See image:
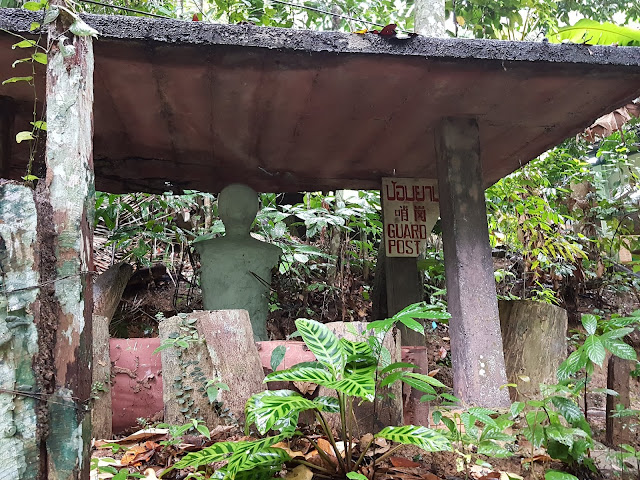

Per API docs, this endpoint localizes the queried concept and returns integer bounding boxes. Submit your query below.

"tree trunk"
[92,262,133,439]
[414,0,446,37]
[0,182,41,479]
[319,322,403,436]
[41,10,95,478]
[499,300,567,401]
[159,310,264,426]
[606,356,632,446]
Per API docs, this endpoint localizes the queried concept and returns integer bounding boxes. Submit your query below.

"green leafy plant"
[158,418,212,444]
[432,406,516,478]
[90,457,145,480]
[164,303,452,479]
[558,312,638,421]
[548,19,640,45]
[516,382,594,472]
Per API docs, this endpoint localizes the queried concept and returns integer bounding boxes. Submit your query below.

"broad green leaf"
[399,316,425,334]
[602,339,637,360]
[16,131,34,143]
[380,362,417,375]
[550,396,583,424]
[547,19,640,46]
[347,473,368,480]
[11,58,31,68]
[2,76,33,85]
[22,1,43,11]
[376,425,450,452]
[399,375,435,395]
[510,401,525,418]
[70,19,99,37]
[545,471,578,480]
[600,327,634,340]
[29,22,40,31]
[32,52,47,65]
[295,318,345,376]
[269,344,286,372]
[477,440,512,458]
[584,335,606,366]
[545,425,575,447]
[340,338,373,357]
[264,366,333,386]
[314,396,340,413]
[254,394,317,434]
[246,390,298,434]
[432,410,442,425]
[12,39,37,49]
[30,121,47,131]
[329,373,375,402]
[467,407,498,428]
[558,349,585,380]
[581,314,598,336]
[43,6,59,24]
[403,372,446,389]
[222,447,291,480]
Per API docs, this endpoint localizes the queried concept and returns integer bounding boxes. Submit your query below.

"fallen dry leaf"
[120,445,149,466]
[584,103,640,142]
[272,441,305,459]
[521,454,552,465]
[422,473,440,480]
[284,464,314,480]
[390,457,421,468]
[478,472,501,480]
[94,428,169,447]
[293,381,317,396]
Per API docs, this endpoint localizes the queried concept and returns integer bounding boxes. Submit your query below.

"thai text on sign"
[382,178,439,257]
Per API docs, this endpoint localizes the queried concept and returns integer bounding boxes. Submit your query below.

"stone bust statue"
[194,183,282,340]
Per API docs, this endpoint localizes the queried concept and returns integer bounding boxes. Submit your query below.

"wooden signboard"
[382,178,439,257]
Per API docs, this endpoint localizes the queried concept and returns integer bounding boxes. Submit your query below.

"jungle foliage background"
[4,0,640,340]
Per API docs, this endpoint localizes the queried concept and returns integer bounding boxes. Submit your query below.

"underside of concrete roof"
[1,8,640,194]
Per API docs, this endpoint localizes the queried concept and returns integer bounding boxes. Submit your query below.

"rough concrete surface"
[1,9,639,194]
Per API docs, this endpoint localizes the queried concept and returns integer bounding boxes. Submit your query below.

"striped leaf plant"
[163,302,452,479]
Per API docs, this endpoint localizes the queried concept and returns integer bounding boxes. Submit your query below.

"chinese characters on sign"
[382,178,440,257]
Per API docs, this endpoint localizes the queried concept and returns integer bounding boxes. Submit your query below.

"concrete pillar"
[435,117,510,407]
[42,8,96,478]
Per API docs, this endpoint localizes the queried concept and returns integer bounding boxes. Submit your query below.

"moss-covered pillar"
[40,7,95,479]
[435,117,510,407]
[0,182,41,479]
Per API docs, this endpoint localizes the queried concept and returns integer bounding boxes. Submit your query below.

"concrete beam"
[435,117,510,407]
[40,6,95,478]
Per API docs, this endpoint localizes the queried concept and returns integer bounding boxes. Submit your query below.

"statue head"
[218,183,259,235]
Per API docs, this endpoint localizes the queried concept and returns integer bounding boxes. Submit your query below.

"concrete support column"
[435,117,510,407]
[41,9,95,479]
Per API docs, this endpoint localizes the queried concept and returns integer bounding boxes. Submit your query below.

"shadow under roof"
[1,8,640,193]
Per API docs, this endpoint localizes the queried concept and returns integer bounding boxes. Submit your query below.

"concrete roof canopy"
[1,8,640,193]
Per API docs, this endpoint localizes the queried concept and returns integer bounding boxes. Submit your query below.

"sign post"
[382,178,440,257]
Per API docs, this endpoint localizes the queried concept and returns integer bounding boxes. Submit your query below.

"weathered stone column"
[0,182,40,480]
[40,9,95,479]
[435,117,510,407]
